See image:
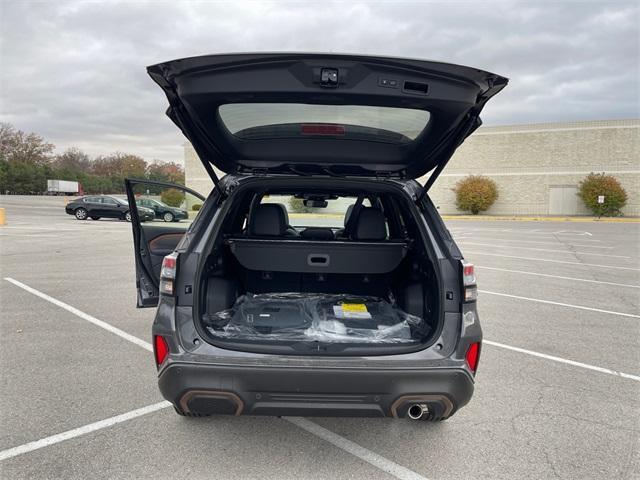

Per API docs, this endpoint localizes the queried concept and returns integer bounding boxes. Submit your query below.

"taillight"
[461,260,477,302]
[160,252,178,296]
[154,335,169,366]
[466,342,481,372]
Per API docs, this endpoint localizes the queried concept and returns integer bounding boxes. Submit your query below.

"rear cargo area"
[196,187,443,351]
[199,237,441,349]
[203,292,429,344]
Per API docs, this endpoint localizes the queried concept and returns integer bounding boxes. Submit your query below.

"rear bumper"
[158,362,474,419]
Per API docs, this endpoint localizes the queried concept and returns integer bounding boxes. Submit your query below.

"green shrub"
[452,175,498,215]
[161,188,184,207]
[191,203,202,211]
[578,173,627,216]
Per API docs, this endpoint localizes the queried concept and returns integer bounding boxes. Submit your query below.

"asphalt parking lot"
[1,195,638,480]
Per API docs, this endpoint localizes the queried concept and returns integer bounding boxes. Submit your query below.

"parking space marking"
[456,237,614,249]
[479,289,640,318]
[465,251,640,271]
[284,417,429,480]
[0,401,172,461]
[476,266,640,289]
[484,340,640,382]
[4,277,153,352]
[0,233,60,238]
[447,227,597,237]
[459,241,629,259]
[0,225,112,231]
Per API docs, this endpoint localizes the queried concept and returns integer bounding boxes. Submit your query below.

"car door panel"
[146,229,187,279]
[125,179,205,308]
[101,198,120,218]
[84,197,101,215]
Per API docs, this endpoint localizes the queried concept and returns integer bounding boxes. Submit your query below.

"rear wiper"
[322,167,345,178]
[287,165,313,176]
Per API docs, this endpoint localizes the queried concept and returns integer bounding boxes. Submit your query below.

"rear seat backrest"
[352,207,387,241]
[301,227,335,240]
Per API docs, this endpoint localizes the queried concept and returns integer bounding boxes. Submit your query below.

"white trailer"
[47,179,80,195]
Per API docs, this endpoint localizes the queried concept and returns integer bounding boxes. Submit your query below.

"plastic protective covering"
[203,293,429,343]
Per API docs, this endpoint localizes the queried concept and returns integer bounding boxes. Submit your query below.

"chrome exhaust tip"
[407,403,429,420]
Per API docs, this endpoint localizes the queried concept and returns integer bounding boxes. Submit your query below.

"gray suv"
[125,53,507,421]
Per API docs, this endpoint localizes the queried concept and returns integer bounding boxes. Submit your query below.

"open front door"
[125,178,205,307]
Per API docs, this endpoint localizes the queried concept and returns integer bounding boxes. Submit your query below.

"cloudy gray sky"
[1,0,638,164]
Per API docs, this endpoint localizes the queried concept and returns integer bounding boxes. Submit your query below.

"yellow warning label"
[342,303,368,313]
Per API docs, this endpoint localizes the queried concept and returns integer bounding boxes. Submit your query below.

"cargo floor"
[202,292,429,344]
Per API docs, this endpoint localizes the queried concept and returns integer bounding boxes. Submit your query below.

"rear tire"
[163,212,174,222]
[90,216,100,220]
[125,211,132,222]
[173,406,187,416]
[75,208,88,220]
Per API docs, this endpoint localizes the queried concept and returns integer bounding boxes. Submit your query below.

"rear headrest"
[301,227,335,241]
[343,204,355,227]
[249,204,287,236]
[353,208,387,241]
[273,203,290,226]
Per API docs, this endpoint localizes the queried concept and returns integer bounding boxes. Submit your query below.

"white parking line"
[484,341,640,382]
[0,233,60,238]
[0,402,172,462]
[3,277,153,352]
[447,227,597,238]
[459,241,629,258]
[479,289,640,318]
[476,266,640,289]
[461,234,602,242]
[455,236,614,249]
[0,226,99,231]
[285,418,429,480]
[465,251,640,271]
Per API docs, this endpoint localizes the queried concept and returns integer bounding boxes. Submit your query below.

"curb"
[441,215,640,223]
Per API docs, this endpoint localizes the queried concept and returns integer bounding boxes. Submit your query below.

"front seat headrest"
[249,204,287,236]
[352,207,387,241]
[273,203,291,226]
[343,204,355,227]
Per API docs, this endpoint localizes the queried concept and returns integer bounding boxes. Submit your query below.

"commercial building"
[185,119,639,216]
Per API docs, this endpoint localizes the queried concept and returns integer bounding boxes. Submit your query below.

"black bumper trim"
[159,362,474,419]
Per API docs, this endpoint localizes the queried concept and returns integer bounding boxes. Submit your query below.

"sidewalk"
[441,214,640,223]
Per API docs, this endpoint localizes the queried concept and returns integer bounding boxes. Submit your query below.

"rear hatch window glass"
[219,104,430,143]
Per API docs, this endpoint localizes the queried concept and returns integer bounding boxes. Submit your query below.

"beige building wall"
[425,119,639,216]
[183,143,218,196]
[185,119,639,216]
